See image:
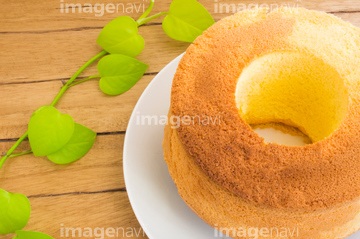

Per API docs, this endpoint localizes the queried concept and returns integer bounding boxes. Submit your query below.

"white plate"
[123,54,359,239]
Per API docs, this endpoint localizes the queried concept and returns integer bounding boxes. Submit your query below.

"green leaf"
[0,189,31,235]
[13,230,54,239]
[97,16,145,57]
[162,0,215,42]
[47,123,96,165]
[28,106,75,157]
[98,54,148,96]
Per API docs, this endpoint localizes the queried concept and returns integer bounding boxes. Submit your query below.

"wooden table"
[1,0,359,238]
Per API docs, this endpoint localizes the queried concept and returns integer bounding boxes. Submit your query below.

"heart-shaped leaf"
[47,123,96,165]
[162,0,215,42]
[97,16,145,57]
[28,106,75,157]
[13,231,54,239]
[0,189,31,235]
[98,54,148,96]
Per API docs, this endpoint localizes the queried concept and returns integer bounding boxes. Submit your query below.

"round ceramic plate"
[123,54,359,239]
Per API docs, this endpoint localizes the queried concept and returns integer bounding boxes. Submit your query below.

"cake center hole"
[235,51,348,146]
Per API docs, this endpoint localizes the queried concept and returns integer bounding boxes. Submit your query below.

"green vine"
[0,0,215,237]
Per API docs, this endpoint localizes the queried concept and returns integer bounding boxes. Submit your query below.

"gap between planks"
[28,187,127,199]
[1,9,360,34]
[0,72,159,86]
[0,22,162,35]
[0,131,126,143]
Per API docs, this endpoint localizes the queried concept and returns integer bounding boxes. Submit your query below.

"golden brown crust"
[170,8,360,210]
[163,120,360,239]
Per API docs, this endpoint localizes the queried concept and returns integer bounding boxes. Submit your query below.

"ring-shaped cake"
[163,7,360,239]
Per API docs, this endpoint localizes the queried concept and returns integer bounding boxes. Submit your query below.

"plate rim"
[123,53,184,238]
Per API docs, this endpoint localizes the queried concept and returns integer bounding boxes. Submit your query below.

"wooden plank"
[0,73,155,139]
[0,0,359,32]
[2,192,147,239]
[0,0,157,32]
[0,25,189,84]
[0,134,126,196]
[336,12,360,27]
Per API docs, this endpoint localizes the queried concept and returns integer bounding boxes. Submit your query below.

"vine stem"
[68,75,101,87]
[51,51,107,106]
[137,12,168,26]
[137,0,155,21]
[9,151,33,158]
[0,50,107,171]
[0,133,28,170]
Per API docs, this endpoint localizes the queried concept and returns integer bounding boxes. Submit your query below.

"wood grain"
[1,0,360,238]
[0,25,189,84]
[3,192,146,239]
[0,134,126,196]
